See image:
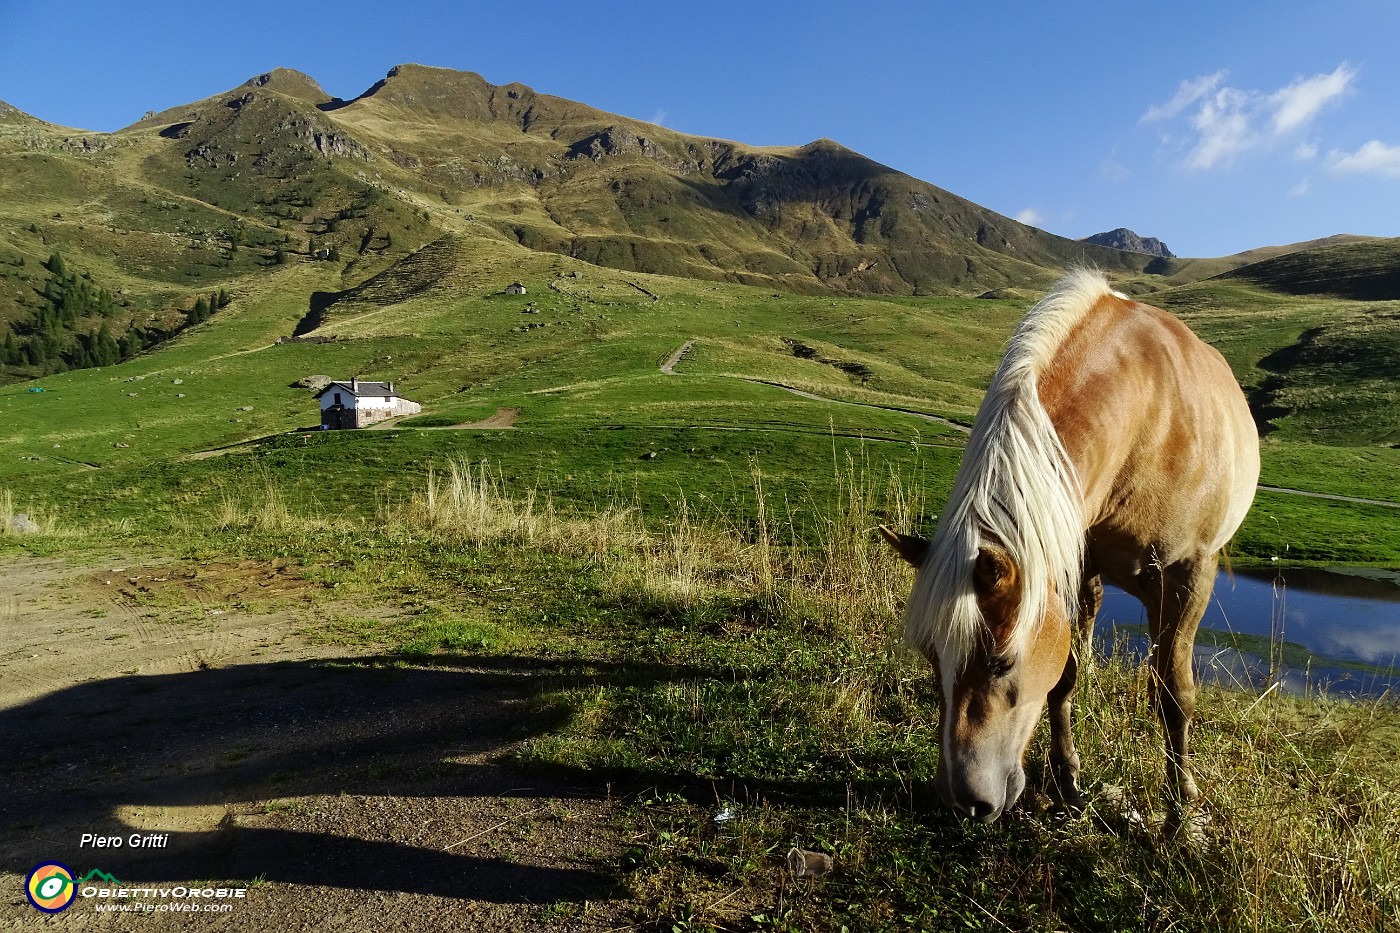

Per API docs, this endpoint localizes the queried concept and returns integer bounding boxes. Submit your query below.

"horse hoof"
[1049,787,1087,815]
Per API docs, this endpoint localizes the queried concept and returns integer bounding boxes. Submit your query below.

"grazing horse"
[881,269,1259,835]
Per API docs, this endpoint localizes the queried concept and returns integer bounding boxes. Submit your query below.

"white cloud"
[1270,64,1355,134]
[1015,208,1046,226]
[1294,141,1319,161]
[1144,63,1357,171]
[1287,178,1311,197]
[1141,71,1227,123]
[1187,86,1256,169]
[1328,140,1400,178]
[647,109,669,126]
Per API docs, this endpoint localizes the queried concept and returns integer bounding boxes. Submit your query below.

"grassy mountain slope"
[0,61,1150,387]
[2,64,1153,315]
[0,75,439,382]
[5,62,1392,391]
[1218,236,1400,300]
[1122,234,1379,288]
[315,64,1153,293]
[3,220,1397,566]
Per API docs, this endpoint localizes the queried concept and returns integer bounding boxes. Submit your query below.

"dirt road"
[0,555,630,930]
[659,341,693,375]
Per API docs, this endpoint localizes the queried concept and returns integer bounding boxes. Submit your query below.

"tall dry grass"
[0,488,57,535]
[204,471,352,535]
[388,454,923,642]
[393,459,647,558]
[388,455,1397,930]
[1066,642,1400,929]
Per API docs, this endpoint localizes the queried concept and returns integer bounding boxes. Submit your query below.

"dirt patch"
[453,407,520,429]
[0,558,353,708]
[0,554,631,930]
[109,559,327,605]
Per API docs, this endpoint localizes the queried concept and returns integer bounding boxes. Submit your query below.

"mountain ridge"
[0,63,1392,385]
[108,63,1153,294]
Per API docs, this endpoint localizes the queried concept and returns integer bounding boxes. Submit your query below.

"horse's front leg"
[1046,649,1084,811]
[1046,574,1101,812]
[1145,555,1217,838]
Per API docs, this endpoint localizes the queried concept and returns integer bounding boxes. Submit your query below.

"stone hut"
[315,378,422,429]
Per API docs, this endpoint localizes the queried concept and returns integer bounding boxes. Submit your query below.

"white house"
[315,378,422,429]
[504,282,527,295]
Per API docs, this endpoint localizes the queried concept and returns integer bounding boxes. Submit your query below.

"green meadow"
[4,240,1399,931]
[4,239,1397,558]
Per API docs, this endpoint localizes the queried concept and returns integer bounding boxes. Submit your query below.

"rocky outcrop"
[293,124,373,161]
[569,126,668,161]
[178,90,374,166]
[1080,228,1175,258]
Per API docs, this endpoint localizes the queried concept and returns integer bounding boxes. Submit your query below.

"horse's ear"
[879,525,929,568]
[974,545,1018,597]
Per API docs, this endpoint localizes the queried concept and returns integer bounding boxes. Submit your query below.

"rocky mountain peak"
[1080,227,1175,258]
[243,68,329,102]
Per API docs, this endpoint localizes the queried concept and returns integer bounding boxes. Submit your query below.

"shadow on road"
[0,654,688,902]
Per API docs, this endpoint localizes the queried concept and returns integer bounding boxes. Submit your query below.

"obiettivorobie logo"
[24,861,247,914]
[25,863,118,913]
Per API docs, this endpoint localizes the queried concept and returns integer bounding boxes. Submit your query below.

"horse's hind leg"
[1144,553,1218,837]
[1047,574,1102,811]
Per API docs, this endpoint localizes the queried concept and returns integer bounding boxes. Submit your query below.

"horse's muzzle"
[938,763,1025,823]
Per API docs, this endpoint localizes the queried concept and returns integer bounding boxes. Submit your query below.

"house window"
[334,392,342,405]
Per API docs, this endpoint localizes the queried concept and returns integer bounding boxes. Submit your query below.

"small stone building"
[316,378,422,429]
[504,282,527,295]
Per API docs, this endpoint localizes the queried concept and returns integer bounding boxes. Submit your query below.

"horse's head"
[882,528,1073,823]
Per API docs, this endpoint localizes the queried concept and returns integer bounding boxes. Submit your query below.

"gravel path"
[0,555,629,931]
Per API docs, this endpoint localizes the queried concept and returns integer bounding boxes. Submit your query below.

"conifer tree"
[94,323,120,366]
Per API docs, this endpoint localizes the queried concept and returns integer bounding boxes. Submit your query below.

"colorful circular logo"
[25,862,77,913]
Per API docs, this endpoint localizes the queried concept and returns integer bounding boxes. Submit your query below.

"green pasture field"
[3,246,1398,932]
[2,246,1397,555]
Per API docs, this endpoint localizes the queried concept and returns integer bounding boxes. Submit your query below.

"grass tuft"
[0,487,59,536]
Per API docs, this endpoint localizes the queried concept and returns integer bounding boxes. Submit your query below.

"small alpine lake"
[1097,566,1400,698]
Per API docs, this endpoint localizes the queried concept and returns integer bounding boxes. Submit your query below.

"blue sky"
[2,0,1397,257]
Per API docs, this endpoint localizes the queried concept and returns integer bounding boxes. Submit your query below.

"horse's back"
[1037,287,1259,568]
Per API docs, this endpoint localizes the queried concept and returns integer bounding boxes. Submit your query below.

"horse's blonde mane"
[904,270,1112,670]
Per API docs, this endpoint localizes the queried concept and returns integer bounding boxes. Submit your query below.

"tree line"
[1,253,230,376]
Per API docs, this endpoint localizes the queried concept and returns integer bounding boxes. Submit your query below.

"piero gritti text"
[80,832,170,849]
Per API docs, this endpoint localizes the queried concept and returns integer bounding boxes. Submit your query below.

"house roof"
[314,380,401,399]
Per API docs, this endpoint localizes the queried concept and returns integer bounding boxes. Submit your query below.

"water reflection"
[1094,566,1400,698]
